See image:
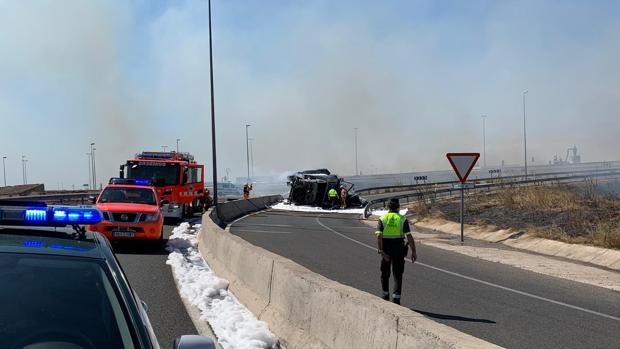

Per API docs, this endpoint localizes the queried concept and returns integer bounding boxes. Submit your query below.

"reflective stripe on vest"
[380,212,405,238]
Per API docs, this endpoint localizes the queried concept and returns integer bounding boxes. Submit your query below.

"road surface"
[230,210,620,349]
[113,217,201,347]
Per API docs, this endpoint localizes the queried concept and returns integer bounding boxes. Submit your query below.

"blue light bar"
[25,209,47,222]
[109,178,152,186]
[52,207,102,224]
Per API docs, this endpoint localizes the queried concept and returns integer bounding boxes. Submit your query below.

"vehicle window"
[0,253,137,349]
[98,188,156,205]
[189,167,202,183]
[126,162,179,186]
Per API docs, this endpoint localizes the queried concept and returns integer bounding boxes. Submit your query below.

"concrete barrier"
[210,195,282,227]
[198,205,503,349]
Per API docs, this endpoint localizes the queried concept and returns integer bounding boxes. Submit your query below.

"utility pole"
[86,153,92,190]
[92,147,97,190]
[90,143,95,189]
[208,0,219,206]
[21,155,27,185]
[522,90,529,178]
[245,124,251,182]
[176,138,181,152]
[481,115,487,168]
[249,138,255,177]
[354,127,359,176]
[2,156,6,187]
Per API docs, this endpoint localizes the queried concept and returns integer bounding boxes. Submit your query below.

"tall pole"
[522,90,529,178]
[245,124,251,182]
[92,147,97,190]
[2,156,6,187]
[176,138,180,152]
[90,143,95,189]
[249,138,254,177]
[481,115,487,168]
[354,127,359,176]
[21,155,26,185]
[208,0,219,207]
[86,153,92,190]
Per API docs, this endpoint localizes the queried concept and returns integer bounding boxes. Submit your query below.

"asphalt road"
[113,217,201,348]
[230,210,620,349]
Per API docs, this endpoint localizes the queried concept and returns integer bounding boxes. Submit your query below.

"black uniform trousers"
[380,237,407,296]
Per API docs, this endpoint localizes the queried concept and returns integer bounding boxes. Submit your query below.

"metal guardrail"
[362,169,620,218]
[0,191,101,205]
[355,167,620,196]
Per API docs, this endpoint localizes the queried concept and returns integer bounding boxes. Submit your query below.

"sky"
[1,0,619,188]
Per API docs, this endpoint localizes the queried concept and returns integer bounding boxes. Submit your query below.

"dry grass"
[417,181,620,249]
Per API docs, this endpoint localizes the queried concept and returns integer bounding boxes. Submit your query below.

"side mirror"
[174,335,216,349]
[89,196,97,204]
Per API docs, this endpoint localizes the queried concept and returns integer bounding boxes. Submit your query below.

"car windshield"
[98,187,156,205]
[0,253,137,349]
[126,162,179,186]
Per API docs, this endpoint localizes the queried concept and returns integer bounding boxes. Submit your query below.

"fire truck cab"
[119,151,211,219]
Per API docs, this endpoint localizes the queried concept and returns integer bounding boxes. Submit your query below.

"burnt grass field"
[413,179,620,249]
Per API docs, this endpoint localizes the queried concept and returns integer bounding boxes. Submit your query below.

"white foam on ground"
[368,208,409,217]
[271,202,365,214]
[166,222,278,349]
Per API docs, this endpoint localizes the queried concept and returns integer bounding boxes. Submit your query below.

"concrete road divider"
[209,195,282,228]
[199,200,503,349]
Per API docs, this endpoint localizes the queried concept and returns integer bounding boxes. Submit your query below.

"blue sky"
[1,0,619,188]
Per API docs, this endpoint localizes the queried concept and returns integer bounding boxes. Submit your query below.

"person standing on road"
[340,185,348,209]
[327,187,339,209]
[376,198,417,305]
[243,183,252,200]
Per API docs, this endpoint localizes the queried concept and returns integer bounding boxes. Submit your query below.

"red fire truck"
[119,151,212,219]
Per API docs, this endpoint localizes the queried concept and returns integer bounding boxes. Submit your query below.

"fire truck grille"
[111,213,138,222]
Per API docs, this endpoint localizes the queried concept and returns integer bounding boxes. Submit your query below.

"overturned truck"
[287,169,366,208]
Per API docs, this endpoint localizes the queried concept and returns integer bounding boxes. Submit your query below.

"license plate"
[112,231,135,238]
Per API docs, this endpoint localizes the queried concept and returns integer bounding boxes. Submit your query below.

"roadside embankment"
[198,198,503,349]
[415,217,620,272]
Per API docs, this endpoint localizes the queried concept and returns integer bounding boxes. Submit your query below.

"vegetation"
[414,180,620,249]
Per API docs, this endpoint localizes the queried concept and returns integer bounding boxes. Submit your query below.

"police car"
[0,200,215,349]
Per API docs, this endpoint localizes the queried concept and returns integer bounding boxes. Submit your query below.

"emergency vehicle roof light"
[0,201,103,227]
[109,178,152,186]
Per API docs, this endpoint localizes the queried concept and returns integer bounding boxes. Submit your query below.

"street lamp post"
[245,124,251,182]
[176,138,180,153]
[481,115,487,168]
[90,143,95,189]
[249,138,254,177]
[522,90,529,178]
[208,0,219,206]
[21,155,27,185]
[354,128,359,176]
[2,156,6,187]
[86,153,92,190]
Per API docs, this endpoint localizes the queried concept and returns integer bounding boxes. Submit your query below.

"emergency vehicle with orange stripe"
[119,151,212,219]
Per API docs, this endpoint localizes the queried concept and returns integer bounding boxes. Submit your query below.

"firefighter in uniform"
[376,198,417,304]
[327,187,339,209]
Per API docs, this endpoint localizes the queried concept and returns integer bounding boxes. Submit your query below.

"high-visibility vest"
[380,212,405,238]
[328,188,338,198]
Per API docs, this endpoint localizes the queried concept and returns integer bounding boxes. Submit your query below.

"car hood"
[97,203,159,214]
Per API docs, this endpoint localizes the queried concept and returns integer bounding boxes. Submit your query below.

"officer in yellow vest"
[376,198,417,304]
[327,187,339,209]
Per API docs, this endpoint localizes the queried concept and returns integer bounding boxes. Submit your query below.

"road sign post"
[446,153,480,244]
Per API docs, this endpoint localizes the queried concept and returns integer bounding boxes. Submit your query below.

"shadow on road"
[111,240,169,256]
[412,309,496,324]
